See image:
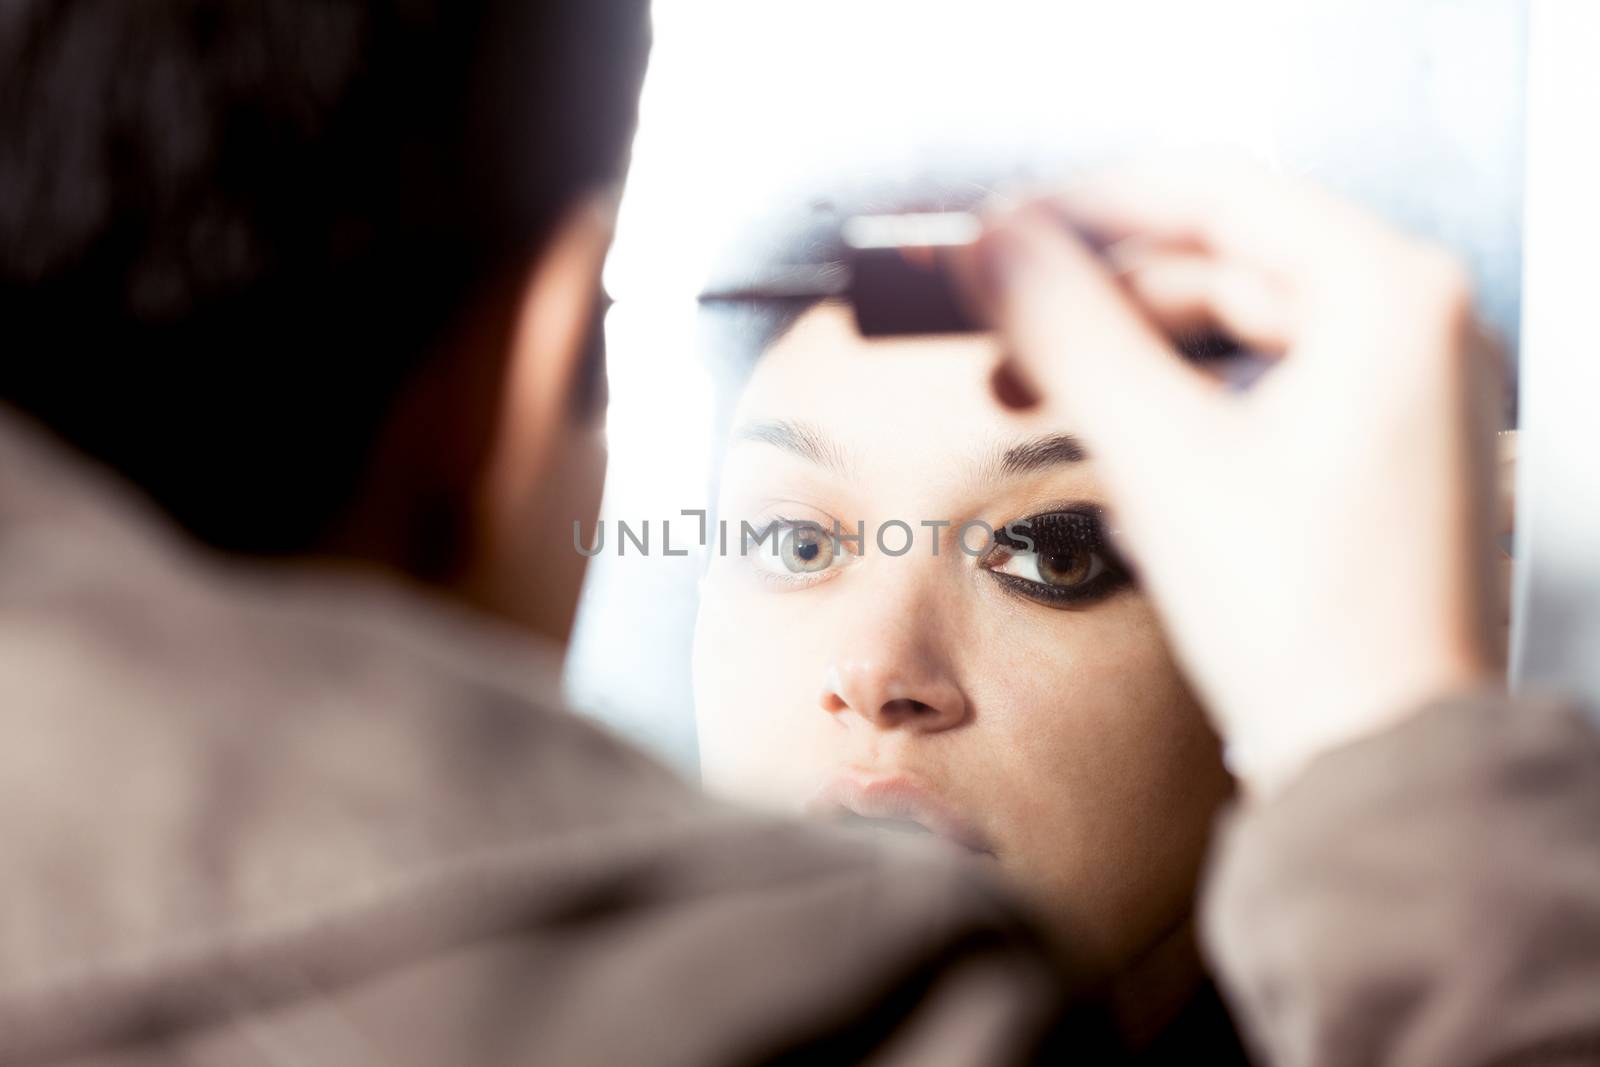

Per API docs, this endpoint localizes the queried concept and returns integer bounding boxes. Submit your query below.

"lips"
[805,774,995,857]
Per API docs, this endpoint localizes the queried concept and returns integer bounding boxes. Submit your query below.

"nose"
[819,655,969,734]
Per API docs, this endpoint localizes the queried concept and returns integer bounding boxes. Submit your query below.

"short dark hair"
[0,0,650,554]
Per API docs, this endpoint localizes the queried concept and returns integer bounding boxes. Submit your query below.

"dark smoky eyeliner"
[988,503,1108,556]
[988,568,1130,607]
[984,504,1133,608]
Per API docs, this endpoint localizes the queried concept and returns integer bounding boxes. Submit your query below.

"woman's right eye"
[983,508,1132,608]
[747,520,853,585]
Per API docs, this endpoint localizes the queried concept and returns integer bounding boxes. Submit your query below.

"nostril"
[820,662,968,732]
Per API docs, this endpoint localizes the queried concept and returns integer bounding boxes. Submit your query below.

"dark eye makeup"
[984,506,1133,608]
[738,503,1133,607]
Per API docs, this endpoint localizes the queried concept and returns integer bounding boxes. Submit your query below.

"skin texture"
[692,303,1234,1011]
[333,197,616,646]
[459,197,616,644]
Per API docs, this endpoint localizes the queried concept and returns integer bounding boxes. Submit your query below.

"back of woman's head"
[0,0,650,555]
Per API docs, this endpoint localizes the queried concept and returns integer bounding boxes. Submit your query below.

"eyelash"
[740,508,1131,606]
[982,506,1133,609]
[744,514,855,589]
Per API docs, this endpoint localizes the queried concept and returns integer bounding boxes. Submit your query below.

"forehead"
[736,303,1023,452]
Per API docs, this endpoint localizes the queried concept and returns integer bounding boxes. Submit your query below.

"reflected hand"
[980,157,1506,796]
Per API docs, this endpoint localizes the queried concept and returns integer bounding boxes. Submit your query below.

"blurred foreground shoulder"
[0,411,1070,1066]
[1203,688,1600,1067]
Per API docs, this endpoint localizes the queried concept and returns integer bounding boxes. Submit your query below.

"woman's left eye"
[984,510,1130,607]
[747,519,855,586]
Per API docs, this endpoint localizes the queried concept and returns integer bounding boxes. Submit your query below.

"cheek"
[984,603,1209,788]
[972,603,1228,958]
[981,603,1182,723]
[691,567,837,810]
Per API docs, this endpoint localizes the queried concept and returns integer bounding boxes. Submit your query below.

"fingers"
[1049,154,1485,394]
[1056,152,1403,296]
[1106,247,1295,354]
[979,203,1217,458]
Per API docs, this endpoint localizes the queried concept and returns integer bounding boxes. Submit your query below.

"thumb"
[981,203,1218,467]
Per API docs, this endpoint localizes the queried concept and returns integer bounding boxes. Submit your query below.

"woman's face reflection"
[693,302,1231,969]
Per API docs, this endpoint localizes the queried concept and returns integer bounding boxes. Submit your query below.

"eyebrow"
[988,432,1089,478]
[732,418,856,480]
[730,421,1088,484]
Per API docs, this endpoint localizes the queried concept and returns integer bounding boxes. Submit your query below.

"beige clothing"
[2,406,1597,1065]
[1204,689,1600,1066]
[0,409,1069,1066]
